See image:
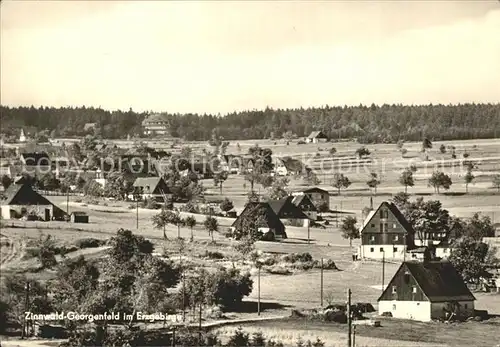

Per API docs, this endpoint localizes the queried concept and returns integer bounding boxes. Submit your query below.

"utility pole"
[257,265,261,316]
[352,325,356,347]
[320,258,324,307]
[66,189,69,221]
[136,197,139,230]
[347,288,352,347]
[382,250,385,294]
[307,221,310,244]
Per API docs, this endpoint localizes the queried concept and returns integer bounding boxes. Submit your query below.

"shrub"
[282,252,313,263]
[75,238,105,249]
[260,231,275,242]
[265,266,292,275]
[204,250,225,260]
[297,140,306,145]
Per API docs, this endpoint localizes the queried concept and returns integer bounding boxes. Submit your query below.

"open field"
[1,138,500,346]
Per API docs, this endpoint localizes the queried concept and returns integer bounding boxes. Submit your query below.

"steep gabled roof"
[362,201,415,234]
[307,131,328,139]
[133,176,164,190]
[2,183,54,206]
[378,261,475,303]
[232,202,285,234]
[291,194,318,212]
[268,196,309,219]
[278,157,306,172]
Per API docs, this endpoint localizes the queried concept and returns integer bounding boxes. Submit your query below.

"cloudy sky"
[1,1,499,114]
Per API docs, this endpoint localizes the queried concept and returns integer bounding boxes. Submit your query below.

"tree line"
[1,103,499,143]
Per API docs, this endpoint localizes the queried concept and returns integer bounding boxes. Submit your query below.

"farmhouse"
[292,187,330,210]
[291,194,318,221]
[358,201,415,260]
[131,176,171,202]
[378,260,475,322]
[305,131,328,143]
[0,182,66,221]
[268,196,310,227]
[231,202,287,239]
[274,157,307,176]
[142,113,170,136]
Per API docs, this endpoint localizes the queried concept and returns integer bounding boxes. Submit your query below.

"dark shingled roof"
[302,187,329,194]
[268,196,309,219]
[20,152,50,164]
[291,194,318,212]
[2,183,54,206]
[307,131,328,139]
[133,176,163,189]
[232,202,286,236]
[389,261,475,302]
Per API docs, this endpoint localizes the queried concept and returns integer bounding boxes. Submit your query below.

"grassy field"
[1,138,499,346]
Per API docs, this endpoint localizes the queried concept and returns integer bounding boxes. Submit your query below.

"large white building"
[378,260,475,322]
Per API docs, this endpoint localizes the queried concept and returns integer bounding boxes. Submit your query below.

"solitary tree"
[422,137,432,152]
[355,147,371,159]
[428,171,452,194]
[204,215,219,242]
[449,237,498,284]
[1,175,12,190]
[332,173,351,195]
[366,172,381,195]
[184,215,197,241]
[268,177,289,200]
[399,168,415,193]
[464,168,475,193]
[329,147,337,156]
[213,171,229,195]
[152,209,184,239]
[492,174,500,192]
[341,216,359,247]
[439,144,446,154]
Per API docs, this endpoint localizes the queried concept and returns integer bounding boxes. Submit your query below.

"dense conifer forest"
[1,103,499,143]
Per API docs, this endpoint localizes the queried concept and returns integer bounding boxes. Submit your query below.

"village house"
[268,196,310,227]
[378,260,475,322]
[358,201,415,260]
[70,211,89,223]
[19,129,27,143]
[0,182,66,221]
[131,176,171,202]
[305,131,329,144]
[291,194,318,221]
[231,202,287,239]
[292,187,330,211]
[274,157,307,176]
[142,113,170,136]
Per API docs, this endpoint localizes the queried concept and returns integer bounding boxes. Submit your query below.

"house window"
[380,223,388,232]
[393,223,397,229]
[370,235,375,241]
[392,304,396,310]
[371,224,375,228]
[393,247,398,252]
[392,286,397,294]
[404,272,410,284]
[380,209,388,219]
[380,247,384,252]
[464,304,468,309]
[370,247,374,252]
[412,286,417,293]
[394,235,399,241]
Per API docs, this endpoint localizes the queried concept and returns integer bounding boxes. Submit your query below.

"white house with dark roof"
[357,201,415,260]
[378,260,475,322]
[305,131,328,143]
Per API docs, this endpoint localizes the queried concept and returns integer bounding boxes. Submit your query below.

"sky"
[1,0,500,114]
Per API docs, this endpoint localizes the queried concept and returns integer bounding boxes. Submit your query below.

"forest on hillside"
[1,103,499,143]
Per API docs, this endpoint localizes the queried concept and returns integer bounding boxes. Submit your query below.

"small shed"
[71,211,89,223]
